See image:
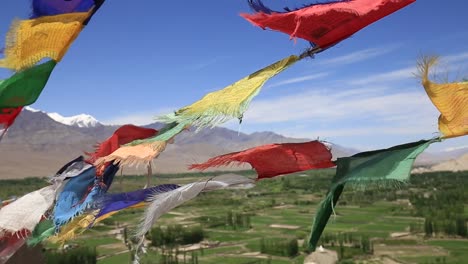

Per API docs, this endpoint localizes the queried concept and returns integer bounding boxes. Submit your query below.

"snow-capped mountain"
[24,106,101,128]
[47,112,100,128]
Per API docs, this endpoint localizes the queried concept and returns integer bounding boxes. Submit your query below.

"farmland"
[1,169,467,264]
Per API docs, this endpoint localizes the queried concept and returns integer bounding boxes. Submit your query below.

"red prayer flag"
[0,230,29,264]
[189,141,335,180]
[241,0,415,50]
[86,125,158,163]
[0,107,22,132]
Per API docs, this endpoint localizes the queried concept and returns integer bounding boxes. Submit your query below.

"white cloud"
[102,108,175,126]
[316,46,397,67]
[349,66,416,85]
[267,72,329,88]
[445,51,468,64]
[348,51,468,86]
[443,145,468,152]
[245,86,437,124]
[240,84,440,141]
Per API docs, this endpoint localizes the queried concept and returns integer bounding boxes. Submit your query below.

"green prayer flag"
[125,122,188,146]
[308,139,438,250]
[0,61,56,108]
[27,219,55,246]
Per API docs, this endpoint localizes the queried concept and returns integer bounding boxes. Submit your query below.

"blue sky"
[1,0,467,152]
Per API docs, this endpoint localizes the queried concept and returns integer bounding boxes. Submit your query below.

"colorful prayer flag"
[418,57,468,138]
[241,0,415,50]
[0,61,56,108]
[190,141,335,180]
[0,186,56,236]
[30,0,96,18]
[157,55,299,129]
[0,107,22,131]
[86,125,158,163]
[92,184,180,224]
[308,139,437,250]
[0,12,90,71]
[136,174,254,252]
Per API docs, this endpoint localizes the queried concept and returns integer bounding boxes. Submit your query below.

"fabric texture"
[0,12,89,71]
[30,0,95,18]
[53,166,96,228]
[308,139,437,250]
[418,57,468,138]
[86,125,158,163]
[157,56,299,129]
[125,122,188,146]
[241,0,415,49]
[0,232,27,264]
[190,141,335,179]
[54,156,84,176]
[92,184,180,224]
[53,164,119,229]
[0,185,55,235]
[49,213,96,244]
[94,122,189,168]
[0,107,22,130]
[94,141,168,168]
[136,174,254,252]
[0,61,56,108]
[27,220,54,246]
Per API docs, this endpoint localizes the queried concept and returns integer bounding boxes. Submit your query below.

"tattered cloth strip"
[0,230,28,264]
[27,220,54,246]
[31,0,95,18]
[241,0,415,50]
[125,122,188,146]
[136,174,254,248]
[94,122,190,168]
[49,213,96,244]
[92,184,180,224]
[190,141,335,180]
[53,157,92,182]
[0,186,55,236]
[418,57,468,138]
[54,156,85,176]
[53,164,119,229]
[0,107,22,130]
[94,141,168,168]
[86,125,158,164]
[0,199,16,209]
[157,55,299,129]
[47,184,181,245]
[51,157,93,206]
[0,61,56,108]
[53,166,96,228]
[308,139,438,250]
[0,12,90,71]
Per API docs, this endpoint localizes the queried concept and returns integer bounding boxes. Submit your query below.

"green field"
[1,170,467,264]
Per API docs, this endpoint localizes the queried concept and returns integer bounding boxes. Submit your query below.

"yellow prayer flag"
[418,57,468,138]
[157,55,300,128]
[48,213,96,245]
[0,12,90,71]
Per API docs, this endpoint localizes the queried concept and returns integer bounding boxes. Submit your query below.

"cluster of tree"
[259,238,298,257]
[0,178,48,198]
[196,211,251,230]
[45,246,97,264]
[424,217,467,237]
[409,173,467,237]
[141,248,202,264]
[318,233,373,255]
[225,211,251,230]
[150,225,204,247]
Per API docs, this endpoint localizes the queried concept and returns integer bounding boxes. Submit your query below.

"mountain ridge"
[0,108,466,179]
